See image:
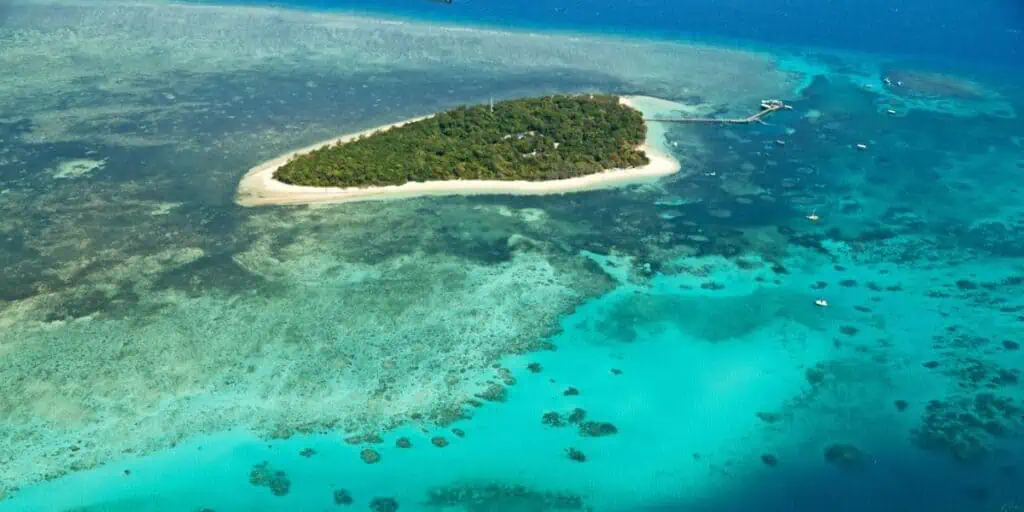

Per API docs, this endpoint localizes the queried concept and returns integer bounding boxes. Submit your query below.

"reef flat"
[0,0,797,499]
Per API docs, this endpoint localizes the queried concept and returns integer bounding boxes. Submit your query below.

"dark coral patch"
[369,497,400,512]
[344,433,383,445]
[334,489,354,505]
[805,367,826,386]
[542,411,564,427]
[823,443,865,470]
[911,394,1023,464]
[497,368,517,386]
[430,404,469,426]
[426,483,584,510]
[567,408,587,424]
[566,448,586,462]
[475,382,508,402]
[360,449,381,464]
[579,421,617,437]
[735,258,761,270]
[249,462,291,496]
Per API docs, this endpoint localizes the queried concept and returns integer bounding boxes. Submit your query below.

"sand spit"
[235,96,682,207]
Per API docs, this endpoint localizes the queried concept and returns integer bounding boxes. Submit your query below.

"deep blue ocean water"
[199,0,1023,70]
[1,1,1023,511]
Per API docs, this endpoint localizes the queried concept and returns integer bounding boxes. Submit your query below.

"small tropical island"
[237,94,684,206]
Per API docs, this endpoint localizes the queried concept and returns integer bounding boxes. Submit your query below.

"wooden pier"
[645,99,791,125]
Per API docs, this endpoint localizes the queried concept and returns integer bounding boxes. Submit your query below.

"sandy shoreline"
[235,96,681,207]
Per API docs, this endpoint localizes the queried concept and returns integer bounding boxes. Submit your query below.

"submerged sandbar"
[236,95,682,207]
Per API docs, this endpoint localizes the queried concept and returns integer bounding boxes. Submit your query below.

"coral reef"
[823,443,866,470]
[881,66,988,100]
[912,394,1024,464]
[369,497,400,512]
[248,462,291,497]
[345,434,384,445]
[565,448,587,462]
[360,449,381,465]
[541,412,564,427]
[567,409,587,425]
[1,1,1022,506]
[426,483,585,511]
[334,489,354,505]
[579,421,618,437]
[475,383,509,402]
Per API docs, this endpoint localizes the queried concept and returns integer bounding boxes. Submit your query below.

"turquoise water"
[1,1,1023,511]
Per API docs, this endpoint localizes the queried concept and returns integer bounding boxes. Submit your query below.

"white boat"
[814,298,829,307]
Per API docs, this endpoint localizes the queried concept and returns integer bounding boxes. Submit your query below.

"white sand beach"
[235,96,683,206]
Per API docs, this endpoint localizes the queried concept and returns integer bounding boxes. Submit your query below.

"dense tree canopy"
[274,95,649,187]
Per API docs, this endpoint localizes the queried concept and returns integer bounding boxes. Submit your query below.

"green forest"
[274,95,650,187]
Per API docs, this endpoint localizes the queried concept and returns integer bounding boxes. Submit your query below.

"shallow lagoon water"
[1,1,1024,511]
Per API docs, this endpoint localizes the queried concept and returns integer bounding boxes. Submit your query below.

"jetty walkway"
[645,99,791,124]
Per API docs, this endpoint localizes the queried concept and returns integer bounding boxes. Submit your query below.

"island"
[236,95,683,206]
